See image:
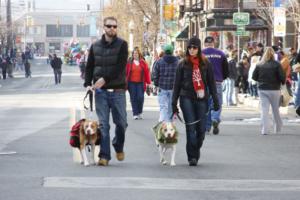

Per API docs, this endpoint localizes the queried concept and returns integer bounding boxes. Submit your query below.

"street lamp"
[128,20,135,52]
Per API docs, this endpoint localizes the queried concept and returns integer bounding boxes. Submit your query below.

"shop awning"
[175,26,189,41]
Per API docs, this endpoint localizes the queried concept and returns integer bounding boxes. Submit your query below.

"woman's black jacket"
[172,58,219,110]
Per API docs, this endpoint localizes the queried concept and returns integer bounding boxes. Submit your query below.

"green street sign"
[233,12,250,25]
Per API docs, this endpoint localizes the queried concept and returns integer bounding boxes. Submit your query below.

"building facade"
[14,11,100,56]
[176,0,271,51]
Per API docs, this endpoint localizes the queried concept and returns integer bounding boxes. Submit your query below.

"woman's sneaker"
[133,116,139,120]
[138,114,143,119]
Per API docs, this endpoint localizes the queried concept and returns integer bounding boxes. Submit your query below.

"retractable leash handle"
[83,89,94,120]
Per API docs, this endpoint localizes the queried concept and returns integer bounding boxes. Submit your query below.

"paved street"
[1,58,300,200]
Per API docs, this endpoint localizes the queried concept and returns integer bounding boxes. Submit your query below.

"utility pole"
[6,0,12,55]
[160,0,163,35]
[237,0,243,63]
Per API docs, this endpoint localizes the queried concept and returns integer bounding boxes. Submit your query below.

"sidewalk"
[238,94,298,117]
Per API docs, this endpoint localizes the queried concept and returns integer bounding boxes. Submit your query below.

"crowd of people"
[0,48,32,79]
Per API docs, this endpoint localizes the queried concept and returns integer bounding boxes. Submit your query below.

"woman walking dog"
[172,37,219,166]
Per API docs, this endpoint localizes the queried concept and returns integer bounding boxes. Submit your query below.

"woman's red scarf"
[189,56,205,98]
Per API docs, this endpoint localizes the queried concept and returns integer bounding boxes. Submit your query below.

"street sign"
[233,12,250,25]
[236,26,249,36]
[274,7,286,37]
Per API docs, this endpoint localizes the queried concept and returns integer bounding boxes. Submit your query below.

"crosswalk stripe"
[44,177,300,191]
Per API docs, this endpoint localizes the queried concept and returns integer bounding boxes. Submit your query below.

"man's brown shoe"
[98,159,109,166]
[116,152,125,161]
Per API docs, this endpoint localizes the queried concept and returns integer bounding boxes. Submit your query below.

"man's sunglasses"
[188,45,198,50]
[105,24,118,29]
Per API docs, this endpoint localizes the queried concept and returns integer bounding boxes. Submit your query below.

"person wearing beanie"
[202,36,229,135]
[172,37,219,166]
[152,44,178,122]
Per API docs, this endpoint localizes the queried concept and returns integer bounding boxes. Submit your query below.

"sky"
[33,0,107,11]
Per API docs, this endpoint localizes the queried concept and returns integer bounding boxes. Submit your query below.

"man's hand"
[94,78,106,89]
[172,104,179,115]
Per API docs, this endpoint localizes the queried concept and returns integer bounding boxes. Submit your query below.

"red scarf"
[189,56,205,98]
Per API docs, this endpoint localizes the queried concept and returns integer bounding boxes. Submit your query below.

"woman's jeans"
[158,89,173,122]
[128,82,144,116]
[95,89,128,161]
[249,82,258,97]
[224,78,235,105]
[180,96,207,162]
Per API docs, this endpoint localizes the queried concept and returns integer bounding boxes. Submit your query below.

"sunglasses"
[188,45,198,50]
[105,24,118,29]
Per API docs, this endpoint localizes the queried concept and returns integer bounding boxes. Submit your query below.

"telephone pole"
[6,0,12,55]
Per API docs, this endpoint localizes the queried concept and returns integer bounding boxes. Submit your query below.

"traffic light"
[164,4,174,21]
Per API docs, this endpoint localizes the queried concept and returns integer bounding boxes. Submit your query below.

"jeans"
[127,82,144,116]
[54,69,62,84]
[179,96,207,162]
[206,82,223,130]
[158,89,173,122]
[295,76,300,107]
[249,82,258,97]
[95,89,128,160]
[224,78,235,105]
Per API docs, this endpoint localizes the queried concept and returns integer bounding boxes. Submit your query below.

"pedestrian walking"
[152,44,178,122]
[15,53,24,71]
[248,54,260,98]
[252,47,286,135]
[293,50,300,115]
[78,51,87,79]
[0,55,7,79]
[126,47,151,120]
[84,16,128,166]
[172,37,219,166]
[224,50,238,105]
[202,36,229,135]
[24,59,31,78]
[50,54,62,84]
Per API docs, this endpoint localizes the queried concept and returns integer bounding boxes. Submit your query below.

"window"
[224,19,233,25]
[46,25,73,37]
[77,25,90,37]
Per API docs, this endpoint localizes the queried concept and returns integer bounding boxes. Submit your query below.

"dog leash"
[171,113,202,126]
[83,90,93,112]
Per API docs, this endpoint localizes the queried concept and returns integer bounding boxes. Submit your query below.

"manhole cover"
[0,151,17,155]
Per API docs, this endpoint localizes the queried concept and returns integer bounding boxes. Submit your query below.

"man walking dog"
[84,16,129,166]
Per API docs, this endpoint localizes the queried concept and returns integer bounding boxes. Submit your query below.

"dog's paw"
[162,160,168,165]
[84,163,90,167]
[170,162,176,166]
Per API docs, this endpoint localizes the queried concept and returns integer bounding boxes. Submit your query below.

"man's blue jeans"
[224,78,235,105]
[127,82,144,116]
[179,96,207,162]
[206,82,223,131]
[158,89,173,122]
[95,89,128,161]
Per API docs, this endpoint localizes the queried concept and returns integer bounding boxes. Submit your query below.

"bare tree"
[103,0,161,52]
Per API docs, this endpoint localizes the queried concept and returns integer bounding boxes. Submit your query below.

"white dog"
[79,120,100,166]
[153,122,178,166]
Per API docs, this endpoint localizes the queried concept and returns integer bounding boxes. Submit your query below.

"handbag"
[280,84,293,107]
[292,63,300,73]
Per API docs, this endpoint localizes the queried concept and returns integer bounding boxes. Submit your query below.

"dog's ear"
[79,121,85,135]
